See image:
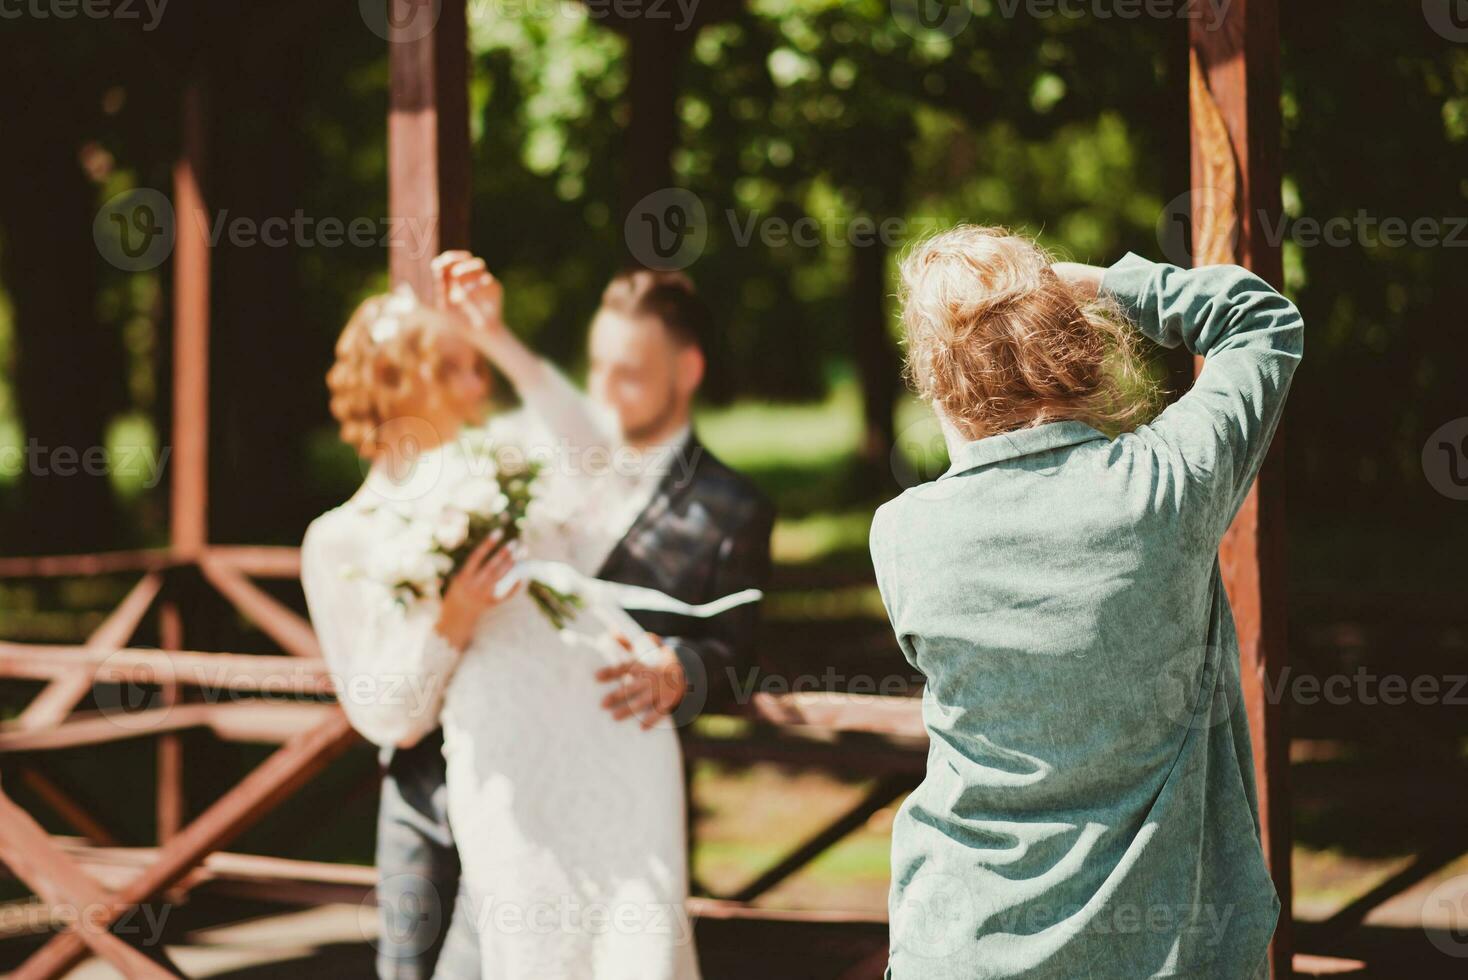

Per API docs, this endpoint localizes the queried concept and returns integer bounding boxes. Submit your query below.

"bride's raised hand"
[432,252,505,336]
[429,251,547,393]
[434,529,522,650]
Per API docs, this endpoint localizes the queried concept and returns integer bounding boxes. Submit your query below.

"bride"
[300,258,701,980]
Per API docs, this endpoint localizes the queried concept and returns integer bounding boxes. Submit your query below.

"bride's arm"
[301,518,519,748]
[433,252,615,451]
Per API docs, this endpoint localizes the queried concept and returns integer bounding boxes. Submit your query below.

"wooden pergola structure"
[0,2,1301,977]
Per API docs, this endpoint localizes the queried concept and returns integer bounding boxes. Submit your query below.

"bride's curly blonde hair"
[327,292,471,459]
[898,225,1159,438]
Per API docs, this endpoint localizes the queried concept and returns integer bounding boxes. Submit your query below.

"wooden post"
[171,81,209,559]
[387,0,470,298]
[157,599,184,844]
[1189,3,1292,976]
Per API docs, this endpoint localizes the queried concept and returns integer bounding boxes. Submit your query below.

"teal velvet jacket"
[871,255,1302,979]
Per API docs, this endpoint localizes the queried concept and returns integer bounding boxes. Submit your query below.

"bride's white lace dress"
[301,378,700,980]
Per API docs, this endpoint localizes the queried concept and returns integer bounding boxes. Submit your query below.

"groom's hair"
[600,268,710,351]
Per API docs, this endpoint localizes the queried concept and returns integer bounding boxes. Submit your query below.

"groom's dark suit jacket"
[595,432,775,721]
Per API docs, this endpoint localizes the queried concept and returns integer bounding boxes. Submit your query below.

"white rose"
[433,506,471,550]
[451,479,507,518]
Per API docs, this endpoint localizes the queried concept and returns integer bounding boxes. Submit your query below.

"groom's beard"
[619,387,685,448]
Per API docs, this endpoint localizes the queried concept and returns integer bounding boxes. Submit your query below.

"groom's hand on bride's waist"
[595,634,688,729]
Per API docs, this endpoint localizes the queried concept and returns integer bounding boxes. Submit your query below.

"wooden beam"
[12,712,358,980]
[0,550,176,578]
[0,788,182,977]
[387,0,469,298]
[685,897,887,925]
[199,554,320,658]
[743,691,925,739]
[17,572,164,730]
[0,643,332,692]
[14,768,119,847]
[1189,4,1292,976]
[0,702,339,753]
[4,844,380,909]
[204,545,302,579]
[171,80,210,558]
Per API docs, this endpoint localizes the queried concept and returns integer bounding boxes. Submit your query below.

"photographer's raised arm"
[432,251,613,451]
[1096,254,1303,534]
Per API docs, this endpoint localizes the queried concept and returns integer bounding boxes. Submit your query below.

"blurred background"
[1,0,1466,976]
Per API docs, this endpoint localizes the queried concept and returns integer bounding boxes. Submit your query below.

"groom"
[373,260,775,979]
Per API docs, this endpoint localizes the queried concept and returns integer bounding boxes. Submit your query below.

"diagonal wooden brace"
[18,572,164,730]
[10,710,358,980]
[0,784,180,977]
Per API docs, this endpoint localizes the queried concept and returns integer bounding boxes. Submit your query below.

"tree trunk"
[621,22,689,253]
[0,108,122,552]
[850,233,898,477]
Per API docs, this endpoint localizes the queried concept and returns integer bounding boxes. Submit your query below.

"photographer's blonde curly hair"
[327,293,472,459]
[898,225,1159,438]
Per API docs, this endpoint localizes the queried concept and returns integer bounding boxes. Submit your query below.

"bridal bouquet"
[369,438,583,629]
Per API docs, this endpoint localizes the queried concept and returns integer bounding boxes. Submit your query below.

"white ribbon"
[513,559,763,618]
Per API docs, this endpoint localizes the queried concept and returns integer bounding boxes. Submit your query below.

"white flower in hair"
[369,283,420,344]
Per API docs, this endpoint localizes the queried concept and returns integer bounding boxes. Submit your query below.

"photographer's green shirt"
[871,255,1302,979]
